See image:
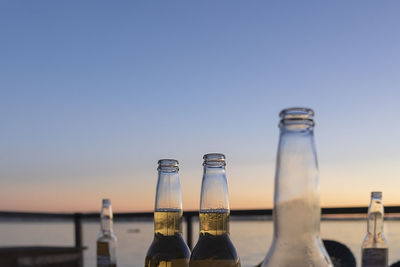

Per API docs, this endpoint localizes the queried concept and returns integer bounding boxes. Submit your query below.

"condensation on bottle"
[262,108,332,267]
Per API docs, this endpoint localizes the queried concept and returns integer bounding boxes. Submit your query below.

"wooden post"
[186,215,193,250]
[74,213,83,248]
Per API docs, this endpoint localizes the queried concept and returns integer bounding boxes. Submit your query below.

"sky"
[1,1,400,212]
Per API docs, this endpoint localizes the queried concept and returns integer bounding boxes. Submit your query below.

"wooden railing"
[1,206,400,250]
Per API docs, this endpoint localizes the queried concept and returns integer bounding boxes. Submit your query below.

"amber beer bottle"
[189,153,240,267]
[361,192,388,267]
[145,159,190,267]
[262,108,332,267]
[97,199,117,267]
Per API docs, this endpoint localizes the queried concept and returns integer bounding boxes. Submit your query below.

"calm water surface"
[1,219,399,267]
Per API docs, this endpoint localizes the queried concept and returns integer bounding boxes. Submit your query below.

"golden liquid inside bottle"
[154,211,182,236]
[145,210,190,267]
[97,240,117,267]
[97,235,117,266]
[190,210,240,267]
[199,211,229,235]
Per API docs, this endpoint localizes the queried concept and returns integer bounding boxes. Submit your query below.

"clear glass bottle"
[97,198,117,267]
[262,108,332,267]
[361,191,388,267]
[145,159,190,267]
[189,153,240,267]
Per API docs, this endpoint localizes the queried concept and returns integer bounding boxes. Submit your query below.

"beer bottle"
[97,198,117,267]
[145,159,190,267]
[189,153,240,267]
[262,108,332,267]
[361,191,388,267]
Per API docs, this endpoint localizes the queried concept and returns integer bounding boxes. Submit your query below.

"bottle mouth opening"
[158,159,179,171]
[102,199,111,206]
[371,191,382,199]
[203,153,226,166]
[279,107,315,127]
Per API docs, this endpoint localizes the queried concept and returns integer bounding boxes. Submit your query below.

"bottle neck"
[154,168,183,236]
[273,124,321,239]
[367,195,384,238]
[199,165,230,236]
[155,169,182,211]
[100,205,114,234]
[200,165,230,211]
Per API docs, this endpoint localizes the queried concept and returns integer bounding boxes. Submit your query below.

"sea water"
[1,219,400,267]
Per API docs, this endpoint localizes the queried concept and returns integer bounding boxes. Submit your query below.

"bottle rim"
[203,153,226,166]
[102,199,111,206]
[371,191,382,199]
[279,107,315,127]
[280,107,314,117]
[158,159,179,171]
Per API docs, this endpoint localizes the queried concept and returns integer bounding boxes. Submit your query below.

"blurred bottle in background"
[361,191,388,267]
[145,159,190,267]
[97,199,117,267]
[262,108,332,267]
[189,153,240,267]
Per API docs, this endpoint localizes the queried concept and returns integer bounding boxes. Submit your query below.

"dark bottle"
[145,159,190,267]
[189,153,240,267]
[361,192,388,267]
[97,199,117,267]
[262,108,332,267]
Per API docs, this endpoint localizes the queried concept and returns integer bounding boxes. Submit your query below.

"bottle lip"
[203,153,226,166]
[371,191,382,199]
[158,159,179,171]
[279,107,315,128]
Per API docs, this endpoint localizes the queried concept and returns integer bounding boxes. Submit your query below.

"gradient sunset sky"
[1,1,400,212]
